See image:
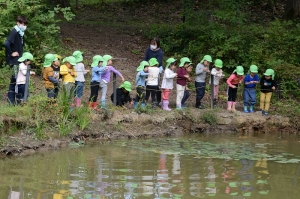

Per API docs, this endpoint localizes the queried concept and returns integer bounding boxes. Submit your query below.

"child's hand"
[130,101,134,105]
[272,86,275,90]
[264,83,268,86]
[86,69,90,72]
[30,72,36,76]
[53,74,58,78]
[239,80,243,84]
[231,85,236,88]
[184,75,189,78]
[121,76,125,82]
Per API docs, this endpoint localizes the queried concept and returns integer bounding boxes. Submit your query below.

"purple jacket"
[101,66,122,83]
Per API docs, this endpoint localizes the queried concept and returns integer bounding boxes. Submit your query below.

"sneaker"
[181,104,187,108]
[264,111,268,115]
[197,105,205,109]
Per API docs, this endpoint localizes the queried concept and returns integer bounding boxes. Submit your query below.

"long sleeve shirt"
[226,74,244,88]
[161,68,177,89]
[260,76,276,93]
[60,64,77,83]
[4,28,24,65]
[101,66,122,83]
[43,67,58,89]
[143,47,164,67]
[91,66,106,82]
[110,88,132,106]
[136,71,148,87]
[244,74,259,88]
[195,63,209,83]
[16,63,34,85]
[147,67,160,86]
[209,68,223,85]
[74,63,88,82]
[176,67,188,86]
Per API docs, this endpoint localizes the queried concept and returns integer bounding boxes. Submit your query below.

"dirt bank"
[0,108,295,157]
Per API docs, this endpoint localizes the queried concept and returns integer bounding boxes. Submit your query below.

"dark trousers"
[89,81,100,102]
[135,86,145,103]
[228,84,238,102]
[15,84,26,104]
[181,90,191,105]
[53,85,59,99]
[156,89,162,103]
[7,75,16,104]
[145,85,158,103]
[195,81,206,102]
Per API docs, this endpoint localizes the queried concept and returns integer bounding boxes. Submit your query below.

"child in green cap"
[111,81,133,107]
[260,69,276,115]
[210,59,225,106]
[16,52,35,104]
[243,65,260,113]
[42,54,59,99]
[145,58,160,108]
[226,66,244,111]
[134,61,149,108]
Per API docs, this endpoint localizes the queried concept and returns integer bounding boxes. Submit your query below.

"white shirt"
[16,63,34,85]
[161,68,177,89]
[74,63,87,82]
[147,67,160,86]
[209,68,223,85]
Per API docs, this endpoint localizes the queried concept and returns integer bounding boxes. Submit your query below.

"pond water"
[1,134,300,199]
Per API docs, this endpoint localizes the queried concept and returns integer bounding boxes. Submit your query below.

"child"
[111,81,133,107]
[226,66,244,111]
[176,57,192,110]
[260,69,276,115]
[134,61,149,108]
[60,56,77,103]
[73,50,90,107]
[16,52,35,104]
[181,64,193,108]
[161,58,177,111]
[210,59,225,106]
[42,54,59,99]
[145,58,160,108]
[88,55,107,110]
[195,55,212,109]
[4,15,28,104]
[100,54,125,109]
[243,65,259,113]
[51,54,62,99]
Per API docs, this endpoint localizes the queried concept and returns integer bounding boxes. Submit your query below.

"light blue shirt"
[91,66,106,82]
[136,71,148,87]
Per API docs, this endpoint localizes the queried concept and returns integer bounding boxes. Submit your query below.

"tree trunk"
[49,0,71,8]
[285,0,300,20]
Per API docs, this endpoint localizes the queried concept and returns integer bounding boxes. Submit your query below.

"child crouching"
[111,81,134,107]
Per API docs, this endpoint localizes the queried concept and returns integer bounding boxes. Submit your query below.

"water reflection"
[0,137,300,199]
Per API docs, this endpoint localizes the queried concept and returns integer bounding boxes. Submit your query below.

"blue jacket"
[136,71,148,87]
[143,47,164,67]
[244,74,259,88]
[91,66,106,82]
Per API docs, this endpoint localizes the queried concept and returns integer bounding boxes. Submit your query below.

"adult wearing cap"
[176,57,192,110]
[260,69,276,115]
[100,54,124,109]
[110,81,133,106]
[16,52,35,104]
[243,65,260,113]
[60,56,77,104]
[195,55,212,109]
[145,58,160,108]
[143,37,164,107]
[73,50,90,107]
[42,54,59,99]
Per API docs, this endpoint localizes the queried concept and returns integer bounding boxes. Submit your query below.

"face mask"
[150,45,157,50]
[18,24,27,32]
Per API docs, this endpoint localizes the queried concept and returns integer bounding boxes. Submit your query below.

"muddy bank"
[0,108,296,157]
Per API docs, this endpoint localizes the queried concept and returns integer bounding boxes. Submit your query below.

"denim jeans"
[181,90,191,105]
[16,84,26,103]
[195,81,206,102]
[243,88,256,106]
[75,81,84,98]
[7,75,16,104]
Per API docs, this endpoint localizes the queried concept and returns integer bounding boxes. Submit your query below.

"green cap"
[18,52,34,62]
[91,55,104,67]
[179,57,192,67]
[72,50,84,63]
[103,54,113,66]
[200,55,212,63]
[233,66,244,75]
[43,54,58,67]
[136,61,149,71]
[249,65,258,73]
[214,59,223,68]
[149,58,159,66]
[264,69,275,80]
[63,56,77,66]
[119,81,132,91]
[166,58,176,68]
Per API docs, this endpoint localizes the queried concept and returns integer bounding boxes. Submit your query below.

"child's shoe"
[263,111,268,115]
[249,105,254,113]
[244,106,249,113]
[227,101,232,111]
[134,102,138,109]
[162,100,171,111]
[141,103,146,107]
[76,98,81,107]
[176,104,182,110]
[231,102,236,112]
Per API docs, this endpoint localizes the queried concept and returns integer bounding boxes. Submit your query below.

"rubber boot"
[232,102,236,112]
[101,100,106,109]
[134,102,138,109]
[249,105,254,113]
[176,104,182,110]
[227,101,232,111]
[76,98,81,107]
[244,105,249,113]
[92,102,100,111]
[141,103,146,107]
[163,100,171,111]
[195,101,200,108]
[88,101,93,109]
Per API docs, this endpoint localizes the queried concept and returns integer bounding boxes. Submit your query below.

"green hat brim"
[215,64,222,68]
[264,73,272,76]
[250,70,258,73]
[237,72,244,75]
[18,57,26,62]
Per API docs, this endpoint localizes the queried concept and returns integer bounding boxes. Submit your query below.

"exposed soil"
[0,2,299,157]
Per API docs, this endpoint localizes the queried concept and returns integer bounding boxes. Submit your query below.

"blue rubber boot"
[134,102,138,109]
[101,100,106,109]
[244,106,249,113]
[141,103,146,107]
[249,105,254,113]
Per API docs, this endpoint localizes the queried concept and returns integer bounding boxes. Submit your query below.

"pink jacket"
[227,74,244,88]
